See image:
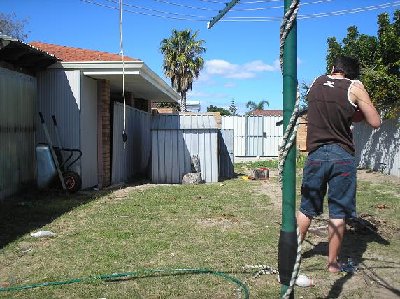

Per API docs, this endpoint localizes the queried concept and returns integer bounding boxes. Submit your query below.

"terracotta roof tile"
[250,109,283,117]
[29,41,138,62]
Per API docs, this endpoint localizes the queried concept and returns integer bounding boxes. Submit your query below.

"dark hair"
[332,56,360,80]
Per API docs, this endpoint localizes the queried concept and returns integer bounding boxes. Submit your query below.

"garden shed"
[0,35,58,200]
[151,114,219,184]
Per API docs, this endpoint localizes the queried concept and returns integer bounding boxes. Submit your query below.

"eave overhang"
[49,61,179,103]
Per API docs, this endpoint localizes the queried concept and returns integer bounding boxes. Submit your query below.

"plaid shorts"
[300,144,357,219]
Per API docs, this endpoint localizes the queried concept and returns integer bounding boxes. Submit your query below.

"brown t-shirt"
[306,75,357,154]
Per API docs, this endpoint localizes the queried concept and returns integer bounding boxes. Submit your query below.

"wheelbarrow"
[36,112,82,193]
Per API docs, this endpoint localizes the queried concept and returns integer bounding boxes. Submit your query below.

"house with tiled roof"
[248,109,283,117]
[29,42,138,62]
[29,41,179,191]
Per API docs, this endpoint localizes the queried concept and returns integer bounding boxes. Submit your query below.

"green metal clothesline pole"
[279,0,298,297]
[207,1,298,297]
[207,0,240,29]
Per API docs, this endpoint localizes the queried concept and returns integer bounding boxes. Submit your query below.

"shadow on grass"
[320,272,354,299]
[358,261,400,297]
[0,188,104,249]
[302,218,396,298]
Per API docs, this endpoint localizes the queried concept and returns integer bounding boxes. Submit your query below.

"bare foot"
[328,262,341,273]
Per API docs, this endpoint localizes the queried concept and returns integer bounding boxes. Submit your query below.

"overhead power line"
[105,0,210,18]
[81,0,400,23]
[150,0,217,11]
[222,1,400,21]
[298,1,400,20]
[81,0,207,21]
[230,0,334,11]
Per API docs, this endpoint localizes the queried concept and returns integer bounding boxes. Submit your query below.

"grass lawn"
[0,162,399,298]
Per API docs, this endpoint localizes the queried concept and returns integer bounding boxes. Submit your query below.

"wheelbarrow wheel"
[63,171,82,193]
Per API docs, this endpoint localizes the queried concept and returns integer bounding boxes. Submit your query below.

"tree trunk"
[180,92,187,112]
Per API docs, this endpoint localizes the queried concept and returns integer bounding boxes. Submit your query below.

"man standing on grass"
[297,56,381,273]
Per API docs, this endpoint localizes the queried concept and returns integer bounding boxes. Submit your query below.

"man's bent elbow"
[369,118,381,129]
[371,122,381,129]
[363,109,381,129]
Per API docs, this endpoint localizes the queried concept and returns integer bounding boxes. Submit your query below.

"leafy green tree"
[245,100,269,114]
[0,12,28,41]
[207,105,231,116]
[160,29,206,112]
[326,10,400,118]
[299,81,309,111]
[228,99,238,116]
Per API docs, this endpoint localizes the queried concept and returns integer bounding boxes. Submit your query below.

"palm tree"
[245,100,269,114]
[160,29,206,112]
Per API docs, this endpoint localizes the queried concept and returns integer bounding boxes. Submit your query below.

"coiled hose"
[0,267,249,298]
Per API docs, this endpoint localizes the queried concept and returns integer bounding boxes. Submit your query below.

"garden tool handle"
[39,112,45,124]
[52,115,58,126]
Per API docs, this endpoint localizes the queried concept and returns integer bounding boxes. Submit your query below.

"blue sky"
[2,0,399,114]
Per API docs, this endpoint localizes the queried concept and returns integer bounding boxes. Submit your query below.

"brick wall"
[153,107,179,114]
[98,79,111,187]
[134,98,150,112]
[125,92,135,107]
[297,115,308,152]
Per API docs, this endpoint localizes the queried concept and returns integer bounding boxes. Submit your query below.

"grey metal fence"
[353,118,400,177]
[221,115,283,158]
[151,114,219,183]
[0,68,37,199]
[112,102,151,184]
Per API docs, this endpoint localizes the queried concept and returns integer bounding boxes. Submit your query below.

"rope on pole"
[278,92,300,185]
[279,0,300,72]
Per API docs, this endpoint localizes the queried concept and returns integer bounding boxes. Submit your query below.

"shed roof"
[0,34,58,71]
[29,41,138,62]
[152,114,218,130]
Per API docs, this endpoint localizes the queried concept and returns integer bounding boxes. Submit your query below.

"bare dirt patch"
[357,170,400,186]
[197,217,238,230]
[111,183,158,199]
[253,169,400,298]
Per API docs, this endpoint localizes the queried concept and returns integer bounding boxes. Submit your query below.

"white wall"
[80,75,98,188]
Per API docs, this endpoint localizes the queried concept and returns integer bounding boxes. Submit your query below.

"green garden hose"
[0,268,249,299]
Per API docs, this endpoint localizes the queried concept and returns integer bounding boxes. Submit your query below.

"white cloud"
[243,59,280,72]
[193,73,216,88]
[226,71,255,79]
[224,82,236,88]
[205,59,238,75]
[187,90,229,99]
[204,58,279,80]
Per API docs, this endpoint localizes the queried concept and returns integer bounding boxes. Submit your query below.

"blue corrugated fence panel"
[151,114,219,183]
